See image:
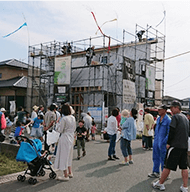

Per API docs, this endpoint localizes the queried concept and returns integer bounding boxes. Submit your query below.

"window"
[101,56,107,64]
[0,73,2,78]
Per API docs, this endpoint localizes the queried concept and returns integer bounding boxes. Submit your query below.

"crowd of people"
[0,100,190,191]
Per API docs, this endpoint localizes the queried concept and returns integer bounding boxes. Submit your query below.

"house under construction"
[27,24,165,122]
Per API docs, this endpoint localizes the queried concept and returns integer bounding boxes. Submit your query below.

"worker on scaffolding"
[67,43,72,54]
[86,46,95,66]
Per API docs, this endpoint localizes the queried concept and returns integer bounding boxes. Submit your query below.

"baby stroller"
[16,135,57,185]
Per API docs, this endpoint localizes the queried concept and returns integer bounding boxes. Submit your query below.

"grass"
[0,153,27,176]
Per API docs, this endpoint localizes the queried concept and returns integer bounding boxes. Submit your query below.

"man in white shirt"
[107,108,120,160]
[83,112,92,141]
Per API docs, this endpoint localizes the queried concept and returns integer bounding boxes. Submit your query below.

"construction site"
[27,24,165,124]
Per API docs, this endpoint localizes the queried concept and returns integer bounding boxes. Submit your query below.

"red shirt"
[116,113,121,127]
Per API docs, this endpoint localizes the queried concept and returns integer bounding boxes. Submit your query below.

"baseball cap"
[170,100,182,109]
[157,104,167,110]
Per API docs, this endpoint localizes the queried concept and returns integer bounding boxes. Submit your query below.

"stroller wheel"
[32,178,37,185]
[28,177,33,184]
[20,175,26,182]
[17,175,22,181]
[28,177,37,185]
[40,170,45,176]
[49,172,56,179]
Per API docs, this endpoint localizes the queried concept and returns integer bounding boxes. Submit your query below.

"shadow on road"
[76,160,108,172]
[132,147,149,155]
[85,164,121,178]
[0,178,60,192]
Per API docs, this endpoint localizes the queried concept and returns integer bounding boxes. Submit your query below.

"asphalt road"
[0,136,187,192]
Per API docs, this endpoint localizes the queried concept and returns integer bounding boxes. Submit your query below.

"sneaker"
[57,176,69,181]
[82,151,86,157]
[77,156,80,160]
[148,172,160,178]
[68,173,73,178]
[108,156,115,161]
[129,160,133,164]
[180,184,188,192]
[119,161,129,166]
[108,157,115,161]
[113,155,120,160]
[152,180,165,191]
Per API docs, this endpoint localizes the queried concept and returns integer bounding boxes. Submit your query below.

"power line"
[165,50,190,60]
[165,74,190,88]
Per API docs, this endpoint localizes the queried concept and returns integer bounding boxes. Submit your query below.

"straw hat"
[33,105,39,111]
[121,109,129,117]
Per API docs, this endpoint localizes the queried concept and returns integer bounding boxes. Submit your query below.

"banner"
[54,56,71,85]
[136,103,144,132]
[10,100,16,115]
[88,107,102,122]
[123,79,136,104]
[146,65,155,91]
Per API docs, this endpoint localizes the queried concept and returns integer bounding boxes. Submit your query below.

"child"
[5,115,13,135]
[14,121,25,144]
[75,120,87,160]
[91,121,97,140]
[120,109,129,127]
[14,121,25,137]
[26,114,44,141]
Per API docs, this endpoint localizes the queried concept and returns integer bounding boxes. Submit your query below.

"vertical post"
[31,47,35,111]
[39,44,42,105]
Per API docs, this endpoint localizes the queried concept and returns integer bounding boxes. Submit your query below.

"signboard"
[123,79,136,104]
[137,103,144,132]
[146,65,155,91]
[56,94,68,103]
[54,56,71,85]
[88,107,102,122]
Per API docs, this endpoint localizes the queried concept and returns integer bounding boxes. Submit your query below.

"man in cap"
[184,111,190,178]
[148,104,171,178]
[153,100,189,192]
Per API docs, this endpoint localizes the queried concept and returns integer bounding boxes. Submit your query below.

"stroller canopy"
[16,139,42,163]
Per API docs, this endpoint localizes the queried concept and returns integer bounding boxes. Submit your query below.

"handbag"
[148,129,153,136]
[188,137,190,151]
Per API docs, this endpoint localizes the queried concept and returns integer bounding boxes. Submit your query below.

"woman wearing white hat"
[31,105,39,120]
[1,108,6,113]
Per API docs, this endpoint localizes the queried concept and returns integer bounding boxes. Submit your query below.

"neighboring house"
[163,95,190,111]
[0,59,28,113]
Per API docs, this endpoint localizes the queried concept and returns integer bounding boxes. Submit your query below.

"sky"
[0,1,190,100]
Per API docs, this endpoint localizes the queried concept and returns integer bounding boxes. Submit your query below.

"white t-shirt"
[107,115,118,135]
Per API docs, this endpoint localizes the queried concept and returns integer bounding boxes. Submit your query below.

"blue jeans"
[108,134,116,156]
[120,137,132,157]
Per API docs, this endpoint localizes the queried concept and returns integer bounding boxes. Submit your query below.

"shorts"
[31,127,43,137]
[164,147,187,171]
[91,133,95,137]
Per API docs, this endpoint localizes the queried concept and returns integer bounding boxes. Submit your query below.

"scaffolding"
[27,24,165,121]
[123,24,165,107]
